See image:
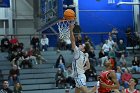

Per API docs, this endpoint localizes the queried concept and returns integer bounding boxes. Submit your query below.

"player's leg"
[79,86,90,93]
[75,87,81,93]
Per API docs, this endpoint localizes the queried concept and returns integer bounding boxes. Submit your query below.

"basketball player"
[69,24,90,93]
[97,60,120,93]
[122,78,140,93]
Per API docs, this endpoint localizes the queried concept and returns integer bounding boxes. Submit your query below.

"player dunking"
[97,60,120,93]
[69,24,90,93]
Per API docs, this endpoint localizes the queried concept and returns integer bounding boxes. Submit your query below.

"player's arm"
[84,59,90,71]
[69,24,76,50]
[108,71,120,89]
[100,71,120,89]
[89,86,97,93]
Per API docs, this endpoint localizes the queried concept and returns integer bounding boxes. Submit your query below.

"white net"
[57,20,75,40]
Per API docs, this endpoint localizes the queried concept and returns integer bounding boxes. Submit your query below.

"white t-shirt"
[102,43,110,52]
[41,38,49,45]
[72,46,88,77]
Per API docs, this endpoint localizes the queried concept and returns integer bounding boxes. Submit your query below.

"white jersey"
[72,46,88,77]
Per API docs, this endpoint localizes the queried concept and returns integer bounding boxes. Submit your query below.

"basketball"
[64,9,75,20]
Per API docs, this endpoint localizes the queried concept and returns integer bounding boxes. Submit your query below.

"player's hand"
[100,82,109,88]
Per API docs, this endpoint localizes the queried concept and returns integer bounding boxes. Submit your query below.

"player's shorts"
[74,74,86,88]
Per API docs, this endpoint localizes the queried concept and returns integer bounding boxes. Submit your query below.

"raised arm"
[69,24,76,50]
[109,71,120,89]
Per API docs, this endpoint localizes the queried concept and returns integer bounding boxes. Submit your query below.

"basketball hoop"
[57,19,75,39]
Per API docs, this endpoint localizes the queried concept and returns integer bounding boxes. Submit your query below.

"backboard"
[0,0,10,7]
[38,0,63,32]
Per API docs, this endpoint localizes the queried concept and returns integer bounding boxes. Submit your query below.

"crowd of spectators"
[0,28,140,92]
[0,34,49,92]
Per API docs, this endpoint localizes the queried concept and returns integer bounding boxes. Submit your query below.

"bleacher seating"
[0,48,140,93]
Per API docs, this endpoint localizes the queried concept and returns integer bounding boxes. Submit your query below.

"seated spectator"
[121,69,132,88]
[119,54,127,71]
[85,65,97,82]
[75,34,82,47]
[1,35,10,52]
[102,40,111,56]
[33,48,47,64]
[0,80,13,93]
[27,47,38,65]
[98,49,108,67]
[116,66,122,84]
[107,36,114,49]
[14,82,22,93]
[9,36,19,45]
[57,38,66,50]
[88,47,97,66]
[31,34,40,49]
[19,51,32,69]
[55,55,66,72]
[0,69,3,80]
[64,66,75,88]
[131,56,140,73]
[116,39,126,57]
[64,38,71,50]
[8,65,20,86]
[41,34,49,51]
[55,68,66,88]
[122,78,140,93]
[108,48,116,70]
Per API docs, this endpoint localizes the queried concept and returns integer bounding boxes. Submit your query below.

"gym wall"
[79,0,134,45]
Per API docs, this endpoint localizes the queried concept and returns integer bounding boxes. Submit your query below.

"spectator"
[31,34,40,49]
[102,40,110,56]
[119,54,127,71]
[134,32,140,48]
[8,65,20,86]
[117,39,126,57]
[98,49,108,67]
[64,38,71,50]
[84,35,90,43]
[64,66,75,88]
[111,28,118,42]
[41,34,49,51]
[19,51,32,69]
[107,36,114,49]
[75,34,82,47]
[121,69,132,88]
[0,80,13,93]
[108,48,116,70]
[73,22,81,38]
[55,68,66,88]
[1,35,10,52]
[9,36,18,45]
[13,82,22,93]
[32,48,47,64]
[88,47,97,66]
[122,78,140,93]
[125,26,133,47]
[55,54,66,72]
[57,38,66,50]
[116,66,122,84]
[27,47,38,65]
[85,65,97,82]
[131,56,140,73]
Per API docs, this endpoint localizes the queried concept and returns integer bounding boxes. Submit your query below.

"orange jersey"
[98,70,114,93]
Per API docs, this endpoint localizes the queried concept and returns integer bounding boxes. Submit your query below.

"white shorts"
[74,74,86,88]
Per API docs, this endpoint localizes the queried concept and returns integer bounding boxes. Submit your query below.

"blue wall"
[79,0,134,45]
